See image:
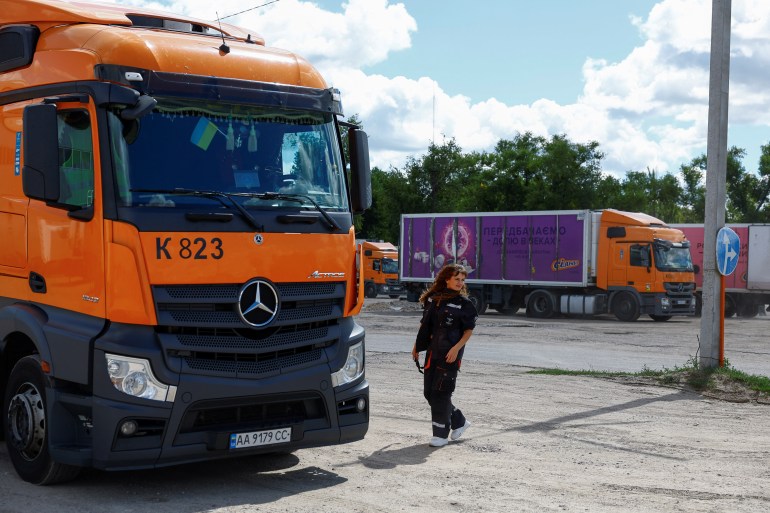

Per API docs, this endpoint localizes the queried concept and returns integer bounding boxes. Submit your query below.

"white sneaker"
[450,420,471,440]
[429,436,448,447]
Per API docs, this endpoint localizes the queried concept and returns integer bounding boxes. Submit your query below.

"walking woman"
[412,264,478,447]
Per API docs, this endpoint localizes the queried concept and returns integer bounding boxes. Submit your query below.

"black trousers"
[423,363,466,438]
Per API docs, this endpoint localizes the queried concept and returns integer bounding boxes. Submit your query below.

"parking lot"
[1,301,769,512]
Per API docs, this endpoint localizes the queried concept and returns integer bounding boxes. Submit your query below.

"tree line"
[354,132,770,244]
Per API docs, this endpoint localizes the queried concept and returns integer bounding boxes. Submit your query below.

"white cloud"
[106,0,770,178]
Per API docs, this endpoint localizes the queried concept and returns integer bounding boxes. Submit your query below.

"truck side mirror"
[348,127,371,214]
[121,94,157,120]
[22,103,60,202]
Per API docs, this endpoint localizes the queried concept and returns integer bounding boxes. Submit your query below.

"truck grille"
[663,282,696,314]
[152,282,345,378]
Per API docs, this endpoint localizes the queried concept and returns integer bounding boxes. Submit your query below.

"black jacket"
[415,293,478,364]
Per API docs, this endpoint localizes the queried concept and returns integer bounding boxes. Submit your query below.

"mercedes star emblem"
[237,279,279,327]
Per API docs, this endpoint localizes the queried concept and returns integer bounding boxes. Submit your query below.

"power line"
[219,0,281,20]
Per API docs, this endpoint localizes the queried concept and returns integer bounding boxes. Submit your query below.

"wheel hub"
[7,383,46,461]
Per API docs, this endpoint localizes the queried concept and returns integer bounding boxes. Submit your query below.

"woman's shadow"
[356,442,437,470]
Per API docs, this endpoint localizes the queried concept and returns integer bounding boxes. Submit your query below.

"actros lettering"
[308,270,345,279]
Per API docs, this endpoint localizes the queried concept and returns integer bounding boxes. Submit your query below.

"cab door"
[24,99,106,320]
[607,241,651,291]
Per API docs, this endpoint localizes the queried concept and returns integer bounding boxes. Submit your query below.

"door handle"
[29,272,47,294]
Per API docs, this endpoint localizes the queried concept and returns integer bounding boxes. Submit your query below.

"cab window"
[629,244,650,267]
[58,110,94,208]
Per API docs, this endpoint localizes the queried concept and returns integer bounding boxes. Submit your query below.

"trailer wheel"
[723,295,736,318]
[612,292,640,322]
[737,303,759,318]
[469,290,487,315]
[364,282,378,299]
[649,315,672,322]
[526,290,554,319]
[495,307,519,316]
[4,356,80,485]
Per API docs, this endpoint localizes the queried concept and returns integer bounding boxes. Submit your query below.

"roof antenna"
[216,12,230,54]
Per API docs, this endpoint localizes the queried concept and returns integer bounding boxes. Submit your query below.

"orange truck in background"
[358,241,405,298]
[0,0,372,484]
[400,209,697,321]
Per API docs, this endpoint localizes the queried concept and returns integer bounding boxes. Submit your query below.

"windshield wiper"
[247,192,341,231]
[131,188,263,231]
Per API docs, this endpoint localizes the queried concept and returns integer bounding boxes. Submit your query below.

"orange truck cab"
[593,209,696,321]
[358,241,405,298]
[0,0,371,484]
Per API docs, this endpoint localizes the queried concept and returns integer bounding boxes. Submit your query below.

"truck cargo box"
[400,210,594,287]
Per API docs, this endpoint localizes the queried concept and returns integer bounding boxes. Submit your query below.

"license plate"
[229,427,292,449]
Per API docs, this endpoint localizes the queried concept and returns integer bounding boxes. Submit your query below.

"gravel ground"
[1,302,769,512]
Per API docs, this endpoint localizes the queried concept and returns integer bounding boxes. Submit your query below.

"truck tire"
[612,291,640,322]
[364,282,378,299]
[723,295,736,318]
[526,290,555,319]
[737,303,759,318]
[4,356,80,485]
[649,314,672,322]
[469,290,487,315]
[495,306,519,316]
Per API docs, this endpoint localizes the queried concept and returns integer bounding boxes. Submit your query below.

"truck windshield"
[107,98,348,211]
[653,244,693,272]
[381,258,399,274]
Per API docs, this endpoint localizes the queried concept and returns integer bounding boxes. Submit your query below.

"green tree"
[357,166,414,243]
[678,156,706,223]
[521,134,605,210]
[404,138,467,213]
[615,168,682,222]
[679,146,770,223]
[454,135,537,212]
[726,146,770,222]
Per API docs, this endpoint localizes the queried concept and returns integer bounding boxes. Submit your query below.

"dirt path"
[4,352,768,512]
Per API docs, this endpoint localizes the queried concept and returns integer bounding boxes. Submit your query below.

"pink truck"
[400,209,696,321]
[672,224,770,317]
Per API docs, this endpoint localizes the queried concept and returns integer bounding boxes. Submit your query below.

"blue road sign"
[716,226,740,276]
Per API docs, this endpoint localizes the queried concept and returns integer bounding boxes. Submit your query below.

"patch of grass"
[527,356,770,397]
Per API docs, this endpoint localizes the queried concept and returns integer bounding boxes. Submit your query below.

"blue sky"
[118,0,770,180]
[355,1,660,105]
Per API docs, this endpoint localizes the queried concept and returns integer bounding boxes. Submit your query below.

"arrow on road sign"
[716,226,740,276]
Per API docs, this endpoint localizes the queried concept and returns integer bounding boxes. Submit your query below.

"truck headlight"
[106,354,177,402]
[331,342,364,388]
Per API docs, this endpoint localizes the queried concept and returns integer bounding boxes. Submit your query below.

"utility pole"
[699,0,732,369]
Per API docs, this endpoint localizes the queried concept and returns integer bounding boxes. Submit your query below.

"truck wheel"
[723,295,736,318]
[737,303,759,318]
[526,290,554,319]
[4,356,80,485]
[495,306,519,316]
[469,290,487,315]
[388,295,401,299]
[406,289,420,303]
[612,292,640,322]
[364,282,378,299]
[649,315,672,322]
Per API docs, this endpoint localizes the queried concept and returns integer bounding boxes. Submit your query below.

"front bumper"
[50,366,368,471]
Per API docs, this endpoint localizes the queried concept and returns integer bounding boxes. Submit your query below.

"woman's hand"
[445,345,460,363]
[412,344,419,361]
